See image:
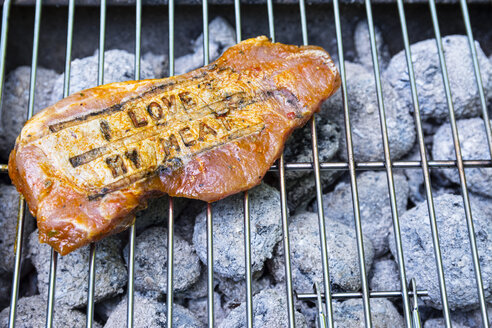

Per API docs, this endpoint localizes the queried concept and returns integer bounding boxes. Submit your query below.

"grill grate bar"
[206,204,215,327]
[395,0,452,325]
[232,2,255,326]
[166,197,175,328]
[331,0,376,326]
[459,0,492,157]
[166,0,175,325]
[0,159,490,175]
[297,289,428,300]
[8,0,42,325]
[428,1,490,326]
[299,1,338,326]
[364,0,413,326]
[45,249,58,328]
[126,0,143,326]
[266,2,297,327]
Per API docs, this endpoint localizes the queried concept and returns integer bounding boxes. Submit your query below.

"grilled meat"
[9,36,340,255]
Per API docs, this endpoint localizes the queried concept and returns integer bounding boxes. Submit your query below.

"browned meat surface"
[9,36,340,255]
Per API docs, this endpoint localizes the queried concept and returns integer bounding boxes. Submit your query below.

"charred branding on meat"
[35,81,265,197]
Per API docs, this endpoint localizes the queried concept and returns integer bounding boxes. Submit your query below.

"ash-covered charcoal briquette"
[0,66,58,157]
[333,298,404,327]
[0,295,101,328]
[424,305,492,328]
[175,17,236,75]
[353,19,390,71]
[369,258,401,292]
[50,49,156,104]
[320,171,409,257]
[193,183,282,281]
[321,61,415,162]
[424,318,468,328]
[432,118,492,197]
[0,276,10,311]
[187,292,226,326]
[389,194,492,311]
[385,35,492,122]
[283,114,342,212]
[216,273,273,313]
[0,184,35,276]
[269,212,374,292]
[104,293,202,328]
[28,231,127,308]
[123,226,201,296]
[135,196,188,234]
[218,288,308,328]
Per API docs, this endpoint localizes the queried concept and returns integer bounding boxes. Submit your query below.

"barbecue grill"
[1,0,491,327]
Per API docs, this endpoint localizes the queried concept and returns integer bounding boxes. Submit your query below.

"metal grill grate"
[1,0,491,327]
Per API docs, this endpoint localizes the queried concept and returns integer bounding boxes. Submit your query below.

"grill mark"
[48,71,213,134]
[87,121,265,200]
[67,93,256,168]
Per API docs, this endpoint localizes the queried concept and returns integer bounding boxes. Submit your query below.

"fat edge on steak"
[9,36,341,255]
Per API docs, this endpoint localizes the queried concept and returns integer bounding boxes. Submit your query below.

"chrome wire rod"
[410,279,422,328]
[127,1,142,327]
[206,204,214,327]
[87,1,106,324]
[265,2,295,327]
[395,1,451,326]
[297,289,428,300]
[364,1,412,326]
[233,2,253,327]
[459,0,492,157]
[166,197,175,328]
[299,0,336,326]
[428,1,489,326]
[83,0,105,326]
[166,0,175,326]
[201,1,214,326]
[8,1,42,326]
[48,2,77,324]
[0,0,12,113]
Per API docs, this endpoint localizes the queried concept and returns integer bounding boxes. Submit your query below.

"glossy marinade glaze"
[9,36,340,255]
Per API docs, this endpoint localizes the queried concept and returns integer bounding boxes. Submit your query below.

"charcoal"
[319,171,409,257]
[424,318,467,328]
[218,288,308,328]
[0,66,58,157]
[176,268,212,300]
[432,118,492,197]
[283,114,342,212]
[123,226,201,296]
[187,292,226,326]
[175,199,204,244]
[269,212,375,292]
[135,196,187,234]
[389,193,492,310]
[353,19,390,71]
[0,184,35,276]
[49,49,156,105]
[385,35,492,122]
[0,276,10,311]
[104,293,202,328]
[216,274,273,313]
[175,17,236,75]
[424,306,492,328]
[95,294,123,322]
[283,115,341,182]
[28,231,127,308]
[369,258,401,292]
[321,61,415,162]
[0,295,101,328]
[333,298,404,327]
[286,169,343,214]
[142,51,168,78]
[193,183,282,281]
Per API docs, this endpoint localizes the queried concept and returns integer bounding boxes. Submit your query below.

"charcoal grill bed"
[1,0,491,327]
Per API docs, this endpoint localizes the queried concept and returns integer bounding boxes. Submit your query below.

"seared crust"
[9,36,340,255]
